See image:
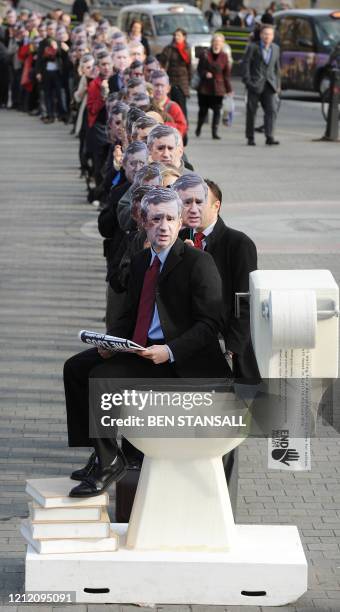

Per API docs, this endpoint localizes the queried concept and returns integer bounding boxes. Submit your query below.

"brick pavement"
[0,102,339,611]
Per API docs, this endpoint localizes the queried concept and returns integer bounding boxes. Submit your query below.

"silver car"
[117,3,232,68]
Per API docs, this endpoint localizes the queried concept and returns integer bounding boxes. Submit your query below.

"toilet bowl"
[119,382,251,552]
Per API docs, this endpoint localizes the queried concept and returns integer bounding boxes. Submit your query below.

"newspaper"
[79,330,146,352]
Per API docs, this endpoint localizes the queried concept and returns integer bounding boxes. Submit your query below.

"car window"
[140,14,153,37]
[120,13,129,32]
[278,17,313,51]
[315,16,340,49]
[278,17,297,50]
[294,18,314,50]
[153,14,209,36]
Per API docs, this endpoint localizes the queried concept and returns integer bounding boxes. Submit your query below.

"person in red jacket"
[86,51,113,188]
[87,51,112,128]
[151,69,187,139]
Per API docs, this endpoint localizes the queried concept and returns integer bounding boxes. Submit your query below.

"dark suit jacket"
[242,41,280,94]
[98,180,131,284]
[180,218,260,380]
[107,238,228,378]
[109,73,124,93]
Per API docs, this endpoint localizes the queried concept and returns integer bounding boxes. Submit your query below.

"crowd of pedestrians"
[204,0,290,30]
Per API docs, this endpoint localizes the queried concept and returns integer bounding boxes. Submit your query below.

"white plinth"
[25,523,307,606]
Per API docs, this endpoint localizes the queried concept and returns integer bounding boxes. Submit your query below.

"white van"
[117,3,231,67]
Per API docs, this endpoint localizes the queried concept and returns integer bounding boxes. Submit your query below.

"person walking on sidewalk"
[159,28,191,121]
[195,33,233,140]
[242,24,280,146]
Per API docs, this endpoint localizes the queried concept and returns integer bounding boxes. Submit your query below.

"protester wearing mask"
[86,51,114,188]
[36,20,67,122]
[98,141,149,330]
[111,44,131,92]
[151,69,187,138]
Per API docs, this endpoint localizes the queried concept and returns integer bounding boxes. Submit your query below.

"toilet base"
[25,523,307,606]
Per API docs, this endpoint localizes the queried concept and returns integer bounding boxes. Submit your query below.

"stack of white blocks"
[21,477,118,554]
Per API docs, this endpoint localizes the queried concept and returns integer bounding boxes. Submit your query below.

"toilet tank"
[249,270,339,379]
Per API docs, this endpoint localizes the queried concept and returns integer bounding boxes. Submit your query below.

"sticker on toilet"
[268,430,311,471]
[267,348,313,471]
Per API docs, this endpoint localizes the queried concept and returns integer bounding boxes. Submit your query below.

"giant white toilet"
[122,385,250,552]
[24,269,339,606]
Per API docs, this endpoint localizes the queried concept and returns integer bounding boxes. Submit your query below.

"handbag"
[191,70,200,90]
[222,95,235,126]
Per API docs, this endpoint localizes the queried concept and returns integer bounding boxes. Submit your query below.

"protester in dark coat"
[0,40,10,107]
[97,142,148,330]
[36,20,67,122]
[196,33,233,140]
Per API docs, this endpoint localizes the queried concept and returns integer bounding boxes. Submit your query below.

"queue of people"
[64,163,259,506]
[0,5,267,512]
[0,7,74,114]
[51,21,259,510]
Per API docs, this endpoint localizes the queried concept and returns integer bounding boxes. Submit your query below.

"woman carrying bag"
[196,33,233,140]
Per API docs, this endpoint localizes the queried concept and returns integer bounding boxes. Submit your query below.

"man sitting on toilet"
[64,187,229,498]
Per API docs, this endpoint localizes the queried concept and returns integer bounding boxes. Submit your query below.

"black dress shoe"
[195,126,201,137]
[266,138,280,145]
[247,139,256,146]
[212,133,221,140]
[69,451,127,497]
[71,451,97,481]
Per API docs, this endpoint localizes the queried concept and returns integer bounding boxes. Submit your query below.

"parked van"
[117,3,214,67]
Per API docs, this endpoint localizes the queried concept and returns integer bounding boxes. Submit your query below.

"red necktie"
[193,231,205,250]
[132,256,161,347]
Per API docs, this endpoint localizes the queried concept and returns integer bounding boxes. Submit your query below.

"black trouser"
[93,142,109,189]
[171,85,188,145]
[0,62,9,107]
[197,93,223,135]
[63,347,175,467]
[246,83,277,141]
[12,68,23,109]
[64,346,238,502]
[43,70,66,119]
[170,85,188,119]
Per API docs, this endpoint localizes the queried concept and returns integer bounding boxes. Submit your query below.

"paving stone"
[88,607,121,612]
[51,607,87,612]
